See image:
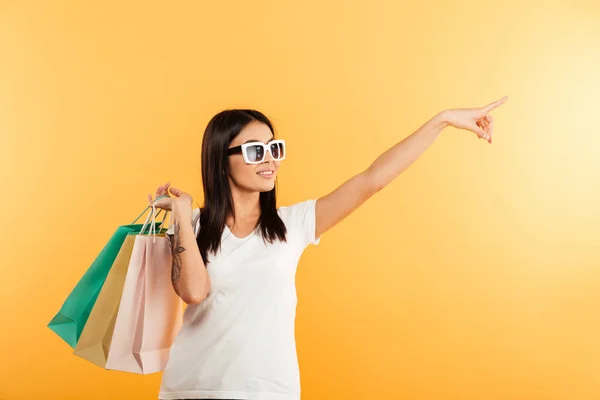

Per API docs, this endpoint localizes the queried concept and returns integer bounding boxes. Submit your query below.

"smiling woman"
[149,109,323,400]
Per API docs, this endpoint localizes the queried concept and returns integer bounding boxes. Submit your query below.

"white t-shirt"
[159,199,321,400]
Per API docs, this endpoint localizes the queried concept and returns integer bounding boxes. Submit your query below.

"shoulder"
[277,199,317,222]
[277,199,320,247]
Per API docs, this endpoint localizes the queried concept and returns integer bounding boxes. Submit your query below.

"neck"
[227,183,261,227]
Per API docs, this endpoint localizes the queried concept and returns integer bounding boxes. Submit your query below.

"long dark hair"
[195,109,287,265]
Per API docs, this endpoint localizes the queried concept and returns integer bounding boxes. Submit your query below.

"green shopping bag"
[48,198,170,348]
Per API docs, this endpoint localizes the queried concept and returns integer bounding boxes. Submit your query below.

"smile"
[257,170,275,178]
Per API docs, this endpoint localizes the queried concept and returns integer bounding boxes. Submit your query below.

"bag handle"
[131,194,169,224]
[149,203,171,243]
[139,194,171,243]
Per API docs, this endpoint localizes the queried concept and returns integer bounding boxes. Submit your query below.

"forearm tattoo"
[170,221,186,284]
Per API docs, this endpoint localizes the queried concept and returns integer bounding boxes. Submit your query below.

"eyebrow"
[243,136,275,144]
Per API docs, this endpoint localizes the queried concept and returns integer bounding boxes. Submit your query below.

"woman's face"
[227,121,281,193]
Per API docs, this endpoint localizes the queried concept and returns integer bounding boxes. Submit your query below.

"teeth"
[258,171,273,175]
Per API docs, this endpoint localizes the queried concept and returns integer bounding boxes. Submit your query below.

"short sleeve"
[166,207,201,235]
[284,199,321,247]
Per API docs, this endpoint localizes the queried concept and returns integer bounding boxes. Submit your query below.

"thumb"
[169,186,182,197]
[473,124,489,140]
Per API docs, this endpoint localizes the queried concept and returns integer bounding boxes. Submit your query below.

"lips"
[257,170,275,177]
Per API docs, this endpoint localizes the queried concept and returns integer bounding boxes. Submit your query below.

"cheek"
[229,158,255,180]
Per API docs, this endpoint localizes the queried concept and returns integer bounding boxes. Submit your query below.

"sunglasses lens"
[270,142,285,159]
[245,144,264,162]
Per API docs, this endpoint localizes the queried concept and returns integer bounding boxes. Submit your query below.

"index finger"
[481,96,508,113]
[156,185,166,196]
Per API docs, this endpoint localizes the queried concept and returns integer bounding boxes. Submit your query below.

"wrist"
[434,110,451,129]
[172,199,192,220]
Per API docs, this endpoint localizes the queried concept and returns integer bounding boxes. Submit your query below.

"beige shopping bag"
[73,235,137,367]
[105,206,183,374]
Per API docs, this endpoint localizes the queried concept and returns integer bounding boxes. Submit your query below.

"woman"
[150,97,507,400]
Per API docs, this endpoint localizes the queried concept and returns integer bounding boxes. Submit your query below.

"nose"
[263,148,275,163]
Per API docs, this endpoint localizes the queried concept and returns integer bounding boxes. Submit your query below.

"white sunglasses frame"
[233,139,286,165]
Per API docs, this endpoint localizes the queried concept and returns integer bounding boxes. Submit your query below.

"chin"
[259,183,276,192]
[256,181,276,192]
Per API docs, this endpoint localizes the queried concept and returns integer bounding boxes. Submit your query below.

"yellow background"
[2,1,600,399]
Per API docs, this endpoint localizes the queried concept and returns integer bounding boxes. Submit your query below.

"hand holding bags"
[52,197,183,374]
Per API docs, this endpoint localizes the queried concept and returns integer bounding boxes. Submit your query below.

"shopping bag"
[105,205,183,374]
[48,203,167,348]
[73,206,171,368]
[72,234,136,367]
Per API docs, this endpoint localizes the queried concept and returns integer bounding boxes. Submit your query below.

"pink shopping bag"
[105,206,183,374]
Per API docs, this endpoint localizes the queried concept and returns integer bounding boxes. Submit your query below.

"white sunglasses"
[227,139,286,164]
